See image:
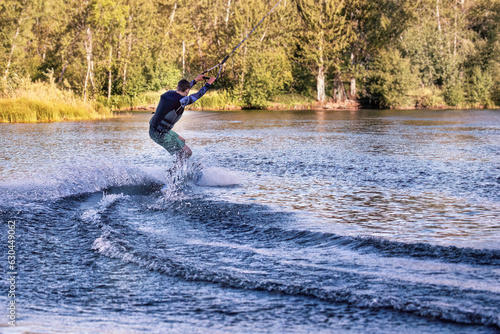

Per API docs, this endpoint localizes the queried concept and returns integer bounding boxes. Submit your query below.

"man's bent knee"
[183,145,192,158]
[177,145,192,160]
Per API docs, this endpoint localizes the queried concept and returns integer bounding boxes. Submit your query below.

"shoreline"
[2,98,497,124]
[117,99,363,112]
[117,99,499,112]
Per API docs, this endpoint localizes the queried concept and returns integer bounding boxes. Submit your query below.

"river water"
[0,109,499,333]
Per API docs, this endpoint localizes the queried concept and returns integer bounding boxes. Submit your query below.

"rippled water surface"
[0,109,499,333]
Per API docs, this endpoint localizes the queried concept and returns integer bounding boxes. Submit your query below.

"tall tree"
[90,0,127,98]
[345,0,417,101]
[0,0,32,80]
[295,0,354,102]
[398,0,476,106]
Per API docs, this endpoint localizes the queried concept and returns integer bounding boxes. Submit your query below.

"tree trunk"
[316,26,326,102]
[333,72,347,103]
[350,77,356,99]
[169,1,177,27]
[165,1,177,37]
[436,0,442,32]
[182,40,186,76]
[453,0,458,58]
[108,45,113,99]
[123,19,133,94]
[117,32,122,62]
[260,32,266,42]
[316,64,325,102]
[4,25,21,80]
[83,27,94,102]
[58,60,68,83]
[240,40,248,88]
[215,0,219,26]
[84,63,90,102]
[225,0,231,28]
[197,32,205,69]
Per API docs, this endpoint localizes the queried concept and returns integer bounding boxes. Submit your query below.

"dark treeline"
[1,0,499,109]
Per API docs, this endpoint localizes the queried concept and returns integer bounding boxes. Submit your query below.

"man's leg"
[176,144,192,161]
[174,134,192,167]
[150,128,191,161]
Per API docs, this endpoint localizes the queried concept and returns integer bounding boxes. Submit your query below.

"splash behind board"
[162,163,241,191]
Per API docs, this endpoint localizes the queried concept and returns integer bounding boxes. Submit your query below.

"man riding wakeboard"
[149,74,216,164]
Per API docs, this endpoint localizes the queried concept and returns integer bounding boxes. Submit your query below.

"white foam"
[0,158,165,203]
[196,167,241,187]
[81,193,127,224]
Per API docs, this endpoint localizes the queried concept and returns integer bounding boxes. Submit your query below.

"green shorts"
[149,127,185,155]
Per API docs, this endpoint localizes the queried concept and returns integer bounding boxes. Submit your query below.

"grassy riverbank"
[117,90,327,111]
[0,79,112,123]
[4,79,495,123]
[0,98,112,123]
[118,88,496,112]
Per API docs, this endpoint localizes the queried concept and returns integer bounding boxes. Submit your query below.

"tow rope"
[202,0,283,80]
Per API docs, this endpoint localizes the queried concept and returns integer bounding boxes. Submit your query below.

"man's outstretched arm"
[180,75,216,107]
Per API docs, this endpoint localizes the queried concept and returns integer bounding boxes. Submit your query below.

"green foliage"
[191,90,242,110]
[97,90,161,110]
[465,66,493,107]
[365,49,417,108]
[492,61,500,105]
[271,93,314,108]
[242,50,293,108]
[90,0,127,31]
[408,86,446,108]
[143,62,181,92]
[97,95,132,110]
[352,0,417,58]
[0,0,498,116]
[443,83,465,107]
[470,0,500,106]
[295,0,354,101]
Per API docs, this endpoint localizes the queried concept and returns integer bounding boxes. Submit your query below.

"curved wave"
[91,234,500,329]
[146,194,500,266]
[163,200,500,266]
[265,228,500,266]
[73,180,500,331]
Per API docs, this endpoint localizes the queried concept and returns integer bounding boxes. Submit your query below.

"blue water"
[0,109,499,333]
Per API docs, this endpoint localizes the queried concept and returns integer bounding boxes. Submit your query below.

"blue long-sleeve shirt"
[179,80,211,107]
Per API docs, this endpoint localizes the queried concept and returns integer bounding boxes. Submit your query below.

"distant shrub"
[365,48,418,108]
[465,66,493,107]
[143,62,182,92]
[191,90,242,110]
[491,62,500,106]
[243,87,269,109]
[409,86,446,108]
[443,83,465,107]
[242,50,293,109]
[98,91,161,110]
[271,93,314,108]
